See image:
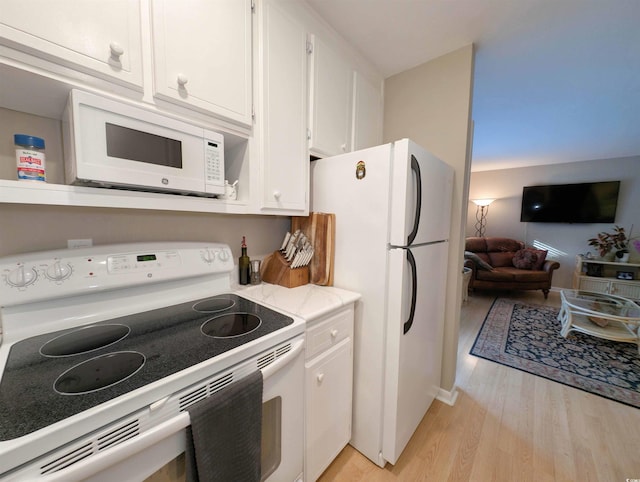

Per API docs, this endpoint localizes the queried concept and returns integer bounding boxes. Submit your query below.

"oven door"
[10,336,304,482]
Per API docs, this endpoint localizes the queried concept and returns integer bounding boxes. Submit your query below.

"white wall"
[0,203,290,261]
[0,109,290,263]
[384,45,475,394]
[467,155,640,288]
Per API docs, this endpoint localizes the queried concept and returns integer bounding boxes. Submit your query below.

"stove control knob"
[7,264,37,288]
[201,249,216,264]
[45,260,72,282]
[218,249,231,262]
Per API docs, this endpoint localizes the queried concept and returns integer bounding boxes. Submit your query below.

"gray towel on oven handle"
[185,370,263,482]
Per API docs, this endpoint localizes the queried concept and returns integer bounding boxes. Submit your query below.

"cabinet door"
[255,0,308,213]
[305,338,353,482]
[578,277,610,294]
[309,35,353,157]
[0,0,142,87]
[151,0,252,126]
[352,71,383,150]
[610,281,640,300]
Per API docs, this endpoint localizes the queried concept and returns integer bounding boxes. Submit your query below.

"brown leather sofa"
[464,237,560,299]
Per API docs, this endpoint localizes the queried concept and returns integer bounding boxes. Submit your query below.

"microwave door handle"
[403,248,418,335]
[407,155,422,246]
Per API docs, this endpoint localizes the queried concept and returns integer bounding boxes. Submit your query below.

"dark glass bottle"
[239,236,250,285]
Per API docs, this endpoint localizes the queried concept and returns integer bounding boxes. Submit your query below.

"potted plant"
[588,226,630,262]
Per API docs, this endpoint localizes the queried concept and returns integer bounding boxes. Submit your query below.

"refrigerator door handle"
[403,248,418,335]
[407,155,422,246]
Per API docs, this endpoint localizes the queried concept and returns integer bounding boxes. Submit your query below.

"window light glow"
[532,240,565,258]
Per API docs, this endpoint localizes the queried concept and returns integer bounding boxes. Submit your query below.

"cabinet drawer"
[305,307,353,360]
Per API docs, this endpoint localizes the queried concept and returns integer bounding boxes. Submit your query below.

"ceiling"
[306,0,640,172]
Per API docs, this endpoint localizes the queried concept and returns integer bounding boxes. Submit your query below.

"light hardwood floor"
[318,290,640,481]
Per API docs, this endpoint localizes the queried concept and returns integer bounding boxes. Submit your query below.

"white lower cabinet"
[304,306,354,482]
[609,280,640,299]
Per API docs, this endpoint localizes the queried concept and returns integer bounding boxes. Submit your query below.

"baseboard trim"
[436,386,459,406]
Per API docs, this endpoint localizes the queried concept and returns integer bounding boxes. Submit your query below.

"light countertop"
[235,283,360,322]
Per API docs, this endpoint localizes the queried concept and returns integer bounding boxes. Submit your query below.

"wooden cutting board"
[291,212,335,286]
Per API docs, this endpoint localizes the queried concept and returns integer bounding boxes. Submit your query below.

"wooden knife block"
[261,251,309,288]
[291,212,335,286]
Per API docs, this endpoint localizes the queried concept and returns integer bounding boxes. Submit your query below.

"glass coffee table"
[559,289,640,353]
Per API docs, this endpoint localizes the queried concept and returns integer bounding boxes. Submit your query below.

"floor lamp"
[472,199,495,237]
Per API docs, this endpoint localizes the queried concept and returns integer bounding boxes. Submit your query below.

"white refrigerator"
[310,138,454,467]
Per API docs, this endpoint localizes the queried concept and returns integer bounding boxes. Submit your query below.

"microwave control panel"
[204,133,224,192]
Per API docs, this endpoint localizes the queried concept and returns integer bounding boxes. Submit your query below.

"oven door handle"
[37,337,305,482]
[262,336,305,381]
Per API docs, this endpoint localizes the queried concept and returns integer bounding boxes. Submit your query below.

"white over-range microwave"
[63,90,225,197]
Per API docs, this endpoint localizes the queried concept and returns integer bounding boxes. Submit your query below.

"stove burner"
[40,324,130,357]
[193,296,235,313]
[54,352,145,395]
[201,313,261,338]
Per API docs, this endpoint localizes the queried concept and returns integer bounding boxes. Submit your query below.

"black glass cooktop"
[0,294,293,440]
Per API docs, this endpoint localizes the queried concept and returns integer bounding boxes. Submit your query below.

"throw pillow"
[464,251,494,271]
[512,249,538,270]
[512,248,548,270]
[530,248,548,270]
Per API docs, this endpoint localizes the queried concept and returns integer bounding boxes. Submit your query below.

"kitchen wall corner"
[383,44,475,394]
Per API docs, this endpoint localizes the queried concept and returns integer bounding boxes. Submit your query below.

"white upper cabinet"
[308,35,353,158]
[0,0,143,88]
[352,71,383,150]
[0,0,382,216]
[151,0,253,126]
[254,0,308,214]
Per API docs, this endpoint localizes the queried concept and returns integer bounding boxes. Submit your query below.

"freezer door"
[382,242,448,465]
[389,139,454,246]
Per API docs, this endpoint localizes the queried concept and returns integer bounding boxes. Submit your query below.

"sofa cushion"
[512,269,552,282]
[465,237,488,252]
[464,251,494,271]
[476,266,551,282]
[476,267,516,281]
[513,249,538,269]
[488,251,517,267]
[485,238,524,253]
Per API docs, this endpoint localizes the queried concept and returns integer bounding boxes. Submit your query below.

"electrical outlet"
[68,239,93,249]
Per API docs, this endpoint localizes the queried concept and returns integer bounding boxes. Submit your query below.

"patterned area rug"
[470,298,640,408]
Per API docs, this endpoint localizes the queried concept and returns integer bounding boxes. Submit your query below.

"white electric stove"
[0,242,306,481]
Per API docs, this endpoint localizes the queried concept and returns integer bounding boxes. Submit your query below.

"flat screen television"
[520,181,620,223]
